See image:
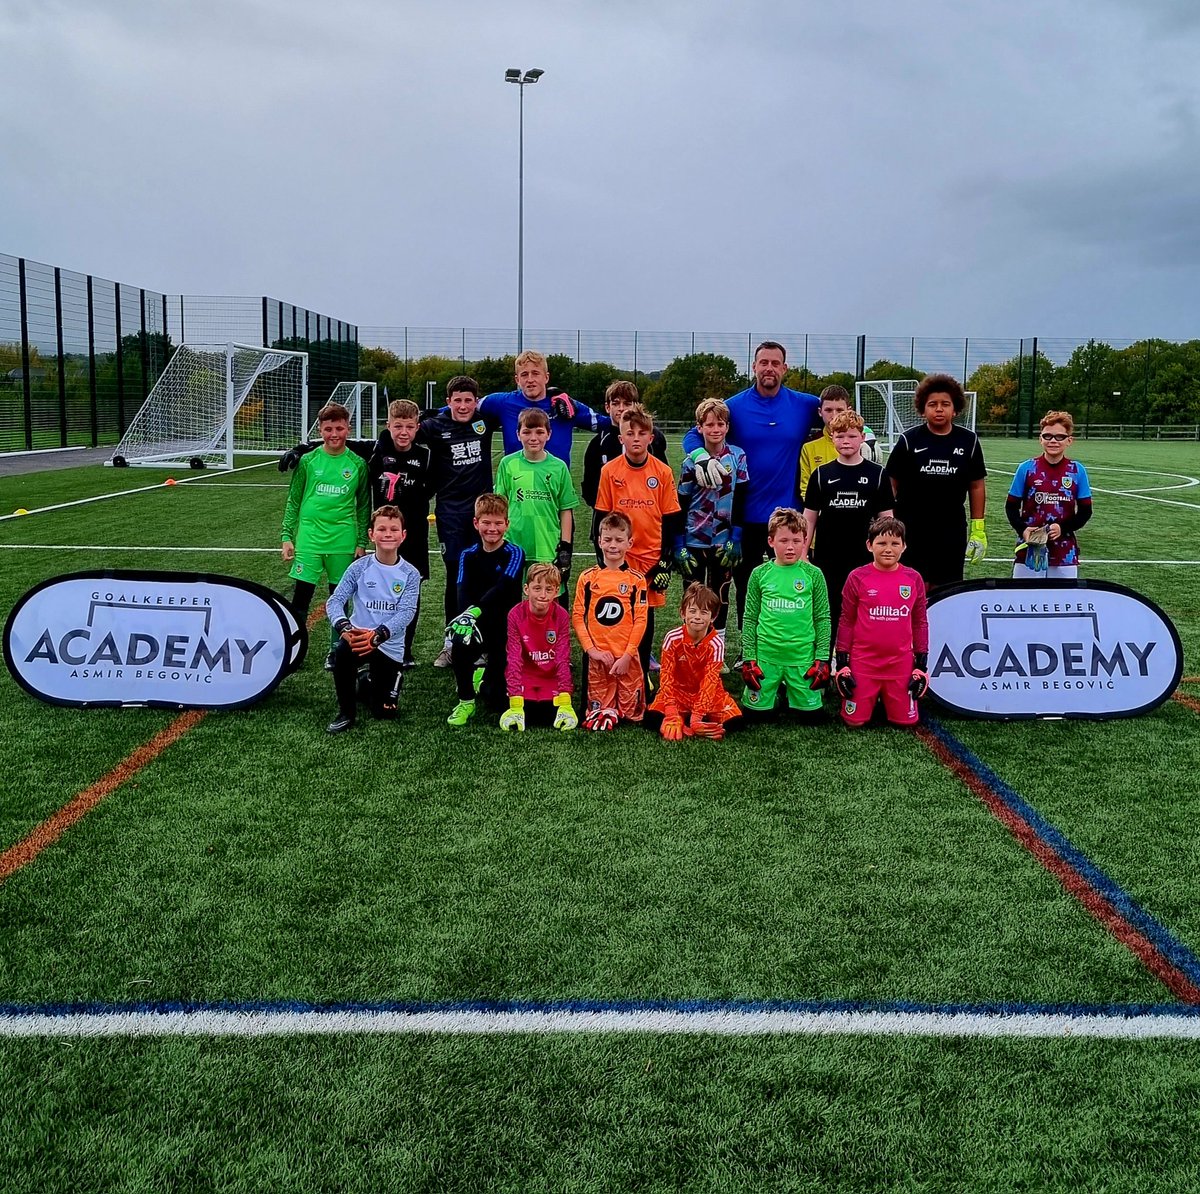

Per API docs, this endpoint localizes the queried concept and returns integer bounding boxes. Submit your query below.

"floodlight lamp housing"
[524,68,545,82]
[505,68,521,81]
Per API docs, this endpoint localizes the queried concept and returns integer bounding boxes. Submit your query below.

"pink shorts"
[840,669,918,728]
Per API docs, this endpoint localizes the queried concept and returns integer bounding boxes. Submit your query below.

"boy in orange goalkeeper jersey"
[572,512,648,730]
[646,582,742,740]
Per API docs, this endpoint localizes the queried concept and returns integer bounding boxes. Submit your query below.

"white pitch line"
[1089,489,1200,511]
[0,544,276,553]
[4,1007,1200,1040]
[0,460,275,523]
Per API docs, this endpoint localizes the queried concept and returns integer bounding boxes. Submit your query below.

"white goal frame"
[305,382,379,443]
[108,342,309,470]
[855,379,977,457]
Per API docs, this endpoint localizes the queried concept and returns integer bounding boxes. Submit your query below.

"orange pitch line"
[0,603,323,885]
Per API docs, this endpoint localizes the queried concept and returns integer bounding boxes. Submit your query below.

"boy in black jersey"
[445,493,526,725]
[803,409,893,651]
[884,373,988,589]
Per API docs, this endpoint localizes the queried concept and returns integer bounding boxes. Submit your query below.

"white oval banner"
[927,579,1183,720]
[3,571,307,709]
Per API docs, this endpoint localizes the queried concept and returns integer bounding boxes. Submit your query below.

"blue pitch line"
[3,997,1200,1021]
[924,716,1200,990]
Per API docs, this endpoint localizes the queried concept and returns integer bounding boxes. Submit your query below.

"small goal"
[855,379,977,457]
[305,382,379,443]
[109,342,308,470]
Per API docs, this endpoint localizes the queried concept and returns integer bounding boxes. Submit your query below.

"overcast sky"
[3,0,1199,344]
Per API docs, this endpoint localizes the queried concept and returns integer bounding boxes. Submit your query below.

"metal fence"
[0,253,359,453]
[359,327,1198,438]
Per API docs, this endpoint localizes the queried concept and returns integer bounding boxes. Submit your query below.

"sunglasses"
[1040,433,1070,442]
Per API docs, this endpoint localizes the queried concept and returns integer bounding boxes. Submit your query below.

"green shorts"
[289,551,356,585]
[741,658,822,713]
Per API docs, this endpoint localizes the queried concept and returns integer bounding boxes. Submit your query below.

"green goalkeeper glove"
[552,692,578,731]
[499,696,525,732]
[448,606,483,645]
[716,526,743,569]
[648,557,672,592]
[965,518,988,565]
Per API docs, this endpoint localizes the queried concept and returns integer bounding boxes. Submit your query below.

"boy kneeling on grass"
[646,582,742,740]
[834,516,930,729]
[325,505,421,735]
[739,507,831,723]
[501,563,578,732]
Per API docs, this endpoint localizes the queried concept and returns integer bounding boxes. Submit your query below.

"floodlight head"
[524,68,545,82]
[505,68,521,82]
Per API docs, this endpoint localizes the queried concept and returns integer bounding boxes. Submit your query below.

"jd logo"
[596,598,624,626]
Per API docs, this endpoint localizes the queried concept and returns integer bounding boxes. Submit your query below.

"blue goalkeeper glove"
[717,527,743,569]
[673,537,698,578]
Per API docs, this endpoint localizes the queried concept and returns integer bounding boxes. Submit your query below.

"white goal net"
[305,381,379,443]
[855,379,977,458]
[109,343,308,470]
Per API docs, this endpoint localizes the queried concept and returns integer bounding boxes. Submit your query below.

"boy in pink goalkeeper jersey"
[834,516,929,728]
[502,562,577,731]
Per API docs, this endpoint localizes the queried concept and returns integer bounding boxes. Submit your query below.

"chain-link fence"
[0,253,359,453]
[358,327,1200,440]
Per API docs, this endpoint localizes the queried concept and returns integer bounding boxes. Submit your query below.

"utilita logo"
[926,579,1182,720]
[4,572,307,709]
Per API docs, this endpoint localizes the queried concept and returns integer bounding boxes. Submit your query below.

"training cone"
[14,508,28,515]
[165,478,177,486]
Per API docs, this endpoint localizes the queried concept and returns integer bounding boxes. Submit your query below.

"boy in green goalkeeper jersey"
[739,506,831,720]
[280,401,370,667]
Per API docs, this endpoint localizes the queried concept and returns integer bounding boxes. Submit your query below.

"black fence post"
[1142,341,1152,440]
[114,282,125,433]
[1027,337,1038,438]
[55,266,67,448]
[261,297,269,347]
[139,289,148,409]
[855,334,866,382]
[18,258,33,451]
[87,275,98,447]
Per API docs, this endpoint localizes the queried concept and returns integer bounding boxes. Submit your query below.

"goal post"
[305,382,379,443]
[855,379,977,457]
[109,342,308,470]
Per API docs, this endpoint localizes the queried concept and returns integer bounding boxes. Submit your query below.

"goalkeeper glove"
[347,627,376,656]
[1023,525,1050,574]
[673,537,698,578]
[716,526,743,570]
[690,450,727,489]
[549,390,576,421]
[834,651,856,700]
[964,518,988,565]
[688,714,726,741]
[277,443,312,472]
[448,606,483,645]
[583,707,618,732]
[648,557,672,592]
[660,714,686,741]
[499,697,525,732]
[909,651,929,700]
[552,692,578,731]
[332,617,353,637]
[805,659,831,691]
[740,660,764,691]
[554,539,574,579]
[370,625,390,648]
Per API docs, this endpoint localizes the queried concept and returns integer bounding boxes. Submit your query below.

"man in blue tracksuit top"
[682,340,821,648]
[478,349,608,466]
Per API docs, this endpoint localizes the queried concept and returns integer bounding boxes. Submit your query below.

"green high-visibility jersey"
[280,447,369,553]
[494,450,579,563]
[742,559,830,664]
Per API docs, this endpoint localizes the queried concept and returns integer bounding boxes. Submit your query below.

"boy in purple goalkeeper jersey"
[1006,410,1094,579]
[835,516,929,729]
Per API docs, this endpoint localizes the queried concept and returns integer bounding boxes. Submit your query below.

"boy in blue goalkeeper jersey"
[324,505,420,734]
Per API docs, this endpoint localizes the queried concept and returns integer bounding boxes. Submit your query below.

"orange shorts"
[585,656,646,722]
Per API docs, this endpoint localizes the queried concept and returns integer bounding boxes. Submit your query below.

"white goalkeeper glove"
[690,450,728,489]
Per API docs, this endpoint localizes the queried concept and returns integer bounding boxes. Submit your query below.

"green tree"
[642,353,744,421]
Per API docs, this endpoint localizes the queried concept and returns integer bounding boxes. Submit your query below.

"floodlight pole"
[506,68,544,353]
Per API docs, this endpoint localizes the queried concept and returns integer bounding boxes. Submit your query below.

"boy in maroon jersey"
[834,516,929,728]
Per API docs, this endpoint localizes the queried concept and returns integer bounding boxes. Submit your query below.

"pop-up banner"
[3,571,308,709]
[927,579,1182,720]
